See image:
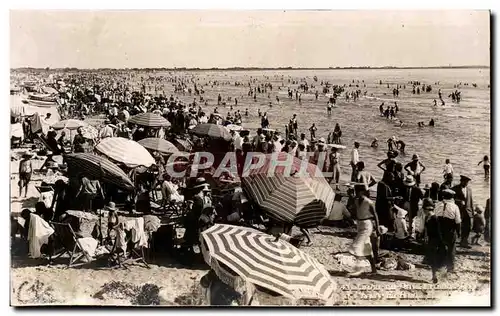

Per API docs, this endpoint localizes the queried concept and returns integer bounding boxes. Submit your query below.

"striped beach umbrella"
[65,153,134,191]
[200,224,336,303]
[51,119,87,130]
[138,138,179,155]
[95,137,155,168]
[128,112,171,128]
[241,153,335,227]
[191,123,232,141]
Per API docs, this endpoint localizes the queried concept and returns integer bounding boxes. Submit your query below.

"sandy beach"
[10,150,490,306]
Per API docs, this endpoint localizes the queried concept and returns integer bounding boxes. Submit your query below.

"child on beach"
[393,206,409,240]
[471,206,486,246]
[443,159,454,179]
[18,153,33,198]
[477,155,490,178]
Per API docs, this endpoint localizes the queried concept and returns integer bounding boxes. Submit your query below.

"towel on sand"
[28,213,54,258]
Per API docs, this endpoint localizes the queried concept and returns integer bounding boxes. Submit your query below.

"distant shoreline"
[11,66,490,72]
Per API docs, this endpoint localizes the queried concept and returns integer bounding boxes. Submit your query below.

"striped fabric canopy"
[95,137,155,168]
[128,112,171,128]
[241,152,335,227]
[191,123,232,141]
[137,138,179,155]
[65,153,134,191]
[200,224,336,303]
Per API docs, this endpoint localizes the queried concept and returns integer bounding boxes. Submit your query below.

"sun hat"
[193,177,208,189]
[318,137,326,144]
[422,198,435,210]
[441,189,456,199]
[403,175,416,186]
[105,201,118,212]
[394,205,408,218]
[460,175,472,182]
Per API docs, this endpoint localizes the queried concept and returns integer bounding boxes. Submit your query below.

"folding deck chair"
[107,225,150,269]
[48,221,93,268]
[34,134,65,172]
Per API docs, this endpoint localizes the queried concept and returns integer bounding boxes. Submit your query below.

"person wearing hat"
[452,175,474,248]
[350,142,360,182]
[99,119,114,139]
[402,175,424,236]
[18,153,33,197]
[182,178,211,252]
[312,137,328,171]
[348,183,381,277]
[426,189,461,283]
[404,154,426,187]
[439,173,454,200]
[105,201,120,234]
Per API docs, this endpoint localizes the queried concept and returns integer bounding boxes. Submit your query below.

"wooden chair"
[48,221,93,268]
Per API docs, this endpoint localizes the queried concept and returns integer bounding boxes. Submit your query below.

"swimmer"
[370,138,379,148]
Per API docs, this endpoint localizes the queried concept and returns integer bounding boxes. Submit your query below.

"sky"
[9,10,490,68]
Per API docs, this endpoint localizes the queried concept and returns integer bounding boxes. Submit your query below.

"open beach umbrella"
[241,152,335,227]
[128,112,171,128]
[65,153,134,191]
[138,138,179,155]
[225,124,243,131]
[51,119,88,130]
[95,137,155,168]
[191,123,232,141]
[200,224,336,303]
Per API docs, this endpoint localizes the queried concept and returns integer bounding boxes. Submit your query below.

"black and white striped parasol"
[200,224,336,303]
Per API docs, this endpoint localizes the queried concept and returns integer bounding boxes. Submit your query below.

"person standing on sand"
[452,175,474,248]
[328,146,341,190]
[18,153,33,198]
[402,175,424,237]
[376,171,394,232]
[424,189,461,283]
[350,142,360,182]
[348,183,381,277]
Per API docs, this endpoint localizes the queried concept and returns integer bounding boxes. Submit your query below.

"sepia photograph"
[9,9,491,306]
